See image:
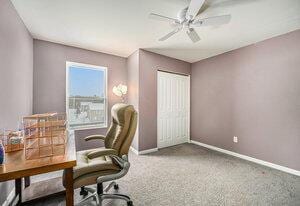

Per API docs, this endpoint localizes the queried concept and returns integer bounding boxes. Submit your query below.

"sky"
[69,66,105,97]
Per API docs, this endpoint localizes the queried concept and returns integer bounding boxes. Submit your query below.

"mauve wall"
[0,0,33,204]
[33,40,127,151]
[127,50,139,150]
[191,30,300,171]
[139,50,191,150]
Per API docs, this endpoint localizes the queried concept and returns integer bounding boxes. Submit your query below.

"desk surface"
[0,133,76,182]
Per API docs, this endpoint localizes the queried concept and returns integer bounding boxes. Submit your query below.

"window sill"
[68,125,107,131]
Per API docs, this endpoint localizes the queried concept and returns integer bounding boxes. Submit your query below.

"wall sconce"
[113,84,127,102]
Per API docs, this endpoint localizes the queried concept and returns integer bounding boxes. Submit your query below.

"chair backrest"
[104,103,137,156]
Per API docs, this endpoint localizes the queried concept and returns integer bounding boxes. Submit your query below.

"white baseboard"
[139,148,158,155]
[3,188,15,206]
[130,146,139,155]
[190,140,300,176]
[130,146,158,155]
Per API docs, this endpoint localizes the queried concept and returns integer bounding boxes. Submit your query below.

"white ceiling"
[11,0,300,63]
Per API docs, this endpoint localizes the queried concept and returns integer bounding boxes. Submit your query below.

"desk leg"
[15,178,22,205]
[65,168,74,206]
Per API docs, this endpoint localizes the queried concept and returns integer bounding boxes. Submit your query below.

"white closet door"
[157,71,190,148]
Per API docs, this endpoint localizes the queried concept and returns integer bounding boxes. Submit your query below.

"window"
[66,62,107,129]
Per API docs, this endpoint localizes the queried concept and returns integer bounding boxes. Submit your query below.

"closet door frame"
[157,70,190,149]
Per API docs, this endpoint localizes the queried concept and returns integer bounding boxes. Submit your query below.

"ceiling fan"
[149,0,231,43]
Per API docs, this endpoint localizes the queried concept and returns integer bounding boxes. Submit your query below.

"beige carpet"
[30,143,300,206]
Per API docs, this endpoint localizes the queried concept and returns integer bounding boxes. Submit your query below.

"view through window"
[66,62,107,129]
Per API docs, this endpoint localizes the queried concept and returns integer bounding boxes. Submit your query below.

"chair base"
[77,182,133,206]
[80,186,89,196]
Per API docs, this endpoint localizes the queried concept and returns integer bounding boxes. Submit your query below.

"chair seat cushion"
[74,148,120,179]
[73,170,119,189]
[63,148,120,188]
[71,148,120,188]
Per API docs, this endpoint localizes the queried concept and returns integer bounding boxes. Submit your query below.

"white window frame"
[66,61,108,130]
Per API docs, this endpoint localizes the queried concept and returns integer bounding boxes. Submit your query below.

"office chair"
[63,103,137,206]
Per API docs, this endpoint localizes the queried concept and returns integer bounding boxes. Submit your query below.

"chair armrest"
[109,154,129,168]
[87,148,118,159]
[97,155,130,184]
[84,135,106,141]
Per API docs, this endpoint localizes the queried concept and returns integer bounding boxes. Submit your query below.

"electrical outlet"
[233,136,238,143]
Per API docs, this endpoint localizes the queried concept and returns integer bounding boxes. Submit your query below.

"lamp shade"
[113,84,127,97]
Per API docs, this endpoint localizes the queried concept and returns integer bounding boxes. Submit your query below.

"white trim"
[65,61,108,130]
[130,146,139,155]
[3,189,15,206]
[139,148,158,155]
[187,75,190,143]
[130,146,158,155]
[190,140,300,176]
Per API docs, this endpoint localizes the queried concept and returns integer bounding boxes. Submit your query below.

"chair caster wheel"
[114,184,119,190]
[127,200,133,206]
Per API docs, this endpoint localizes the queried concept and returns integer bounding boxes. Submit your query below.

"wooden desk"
[0,133,76,206]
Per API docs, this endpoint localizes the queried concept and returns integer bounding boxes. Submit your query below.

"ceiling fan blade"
[149,13,177,23]
[159,28,181,41]
[186,28,201,43]
[186,0,205,19]
[192,14,231,27]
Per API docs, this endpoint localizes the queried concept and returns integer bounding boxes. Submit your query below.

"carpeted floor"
[30,143,300,206]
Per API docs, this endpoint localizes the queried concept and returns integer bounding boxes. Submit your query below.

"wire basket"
[0,130,24,153]
[23,113,67,159]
